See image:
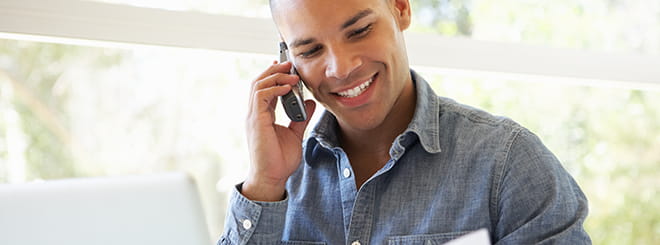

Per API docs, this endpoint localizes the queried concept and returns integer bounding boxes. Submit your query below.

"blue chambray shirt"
[220,70,591,245]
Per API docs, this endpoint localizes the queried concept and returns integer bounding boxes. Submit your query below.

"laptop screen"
[0,172,212,245]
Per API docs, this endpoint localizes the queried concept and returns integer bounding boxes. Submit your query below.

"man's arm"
[218,61,316,244]
[492,129,591,244]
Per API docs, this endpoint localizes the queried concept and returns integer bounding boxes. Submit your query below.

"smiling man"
[219,0,591,244]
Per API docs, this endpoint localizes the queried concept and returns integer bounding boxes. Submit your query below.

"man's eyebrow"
[289,9,373,49]
[290,38,317,49]
[341,9,374,30]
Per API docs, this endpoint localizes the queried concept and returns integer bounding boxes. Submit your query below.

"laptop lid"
[0,172,212,245]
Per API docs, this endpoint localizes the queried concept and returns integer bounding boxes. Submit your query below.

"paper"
[443,229,491,245]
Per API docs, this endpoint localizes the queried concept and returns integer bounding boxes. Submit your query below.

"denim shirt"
[220,70,591,245]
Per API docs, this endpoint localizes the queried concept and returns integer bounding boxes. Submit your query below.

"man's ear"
[390,0,411,31]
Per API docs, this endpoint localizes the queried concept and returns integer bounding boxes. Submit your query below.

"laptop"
[0,172,212,245]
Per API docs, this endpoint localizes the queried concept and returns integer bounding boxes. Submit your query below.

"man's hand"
[243,61,316,202]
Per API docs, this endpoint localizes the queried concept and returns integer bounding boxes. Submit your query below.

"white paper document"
[443,229,491,245]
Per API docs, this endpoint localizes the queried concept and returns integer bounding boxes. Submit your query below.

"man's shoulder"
[433,96,559,171]
[436,96,525,135]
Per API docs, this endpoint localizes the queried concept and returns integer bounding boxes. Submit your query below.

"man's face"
[272,0,412,131]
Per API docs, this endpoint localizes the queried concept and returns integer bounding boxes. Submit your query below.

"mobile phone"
[279,42,307,122]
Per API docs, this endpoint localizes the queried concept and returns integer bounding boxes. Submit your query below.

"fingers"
[248,61,299,113]
[254,60,291,82]
[254,72,299,91]
[289,100,317,138]
[252,61,299,91]
[251,84,293,118]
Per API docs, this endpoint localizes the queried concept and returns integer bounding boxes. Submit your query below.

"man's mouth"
[336,76,374,98]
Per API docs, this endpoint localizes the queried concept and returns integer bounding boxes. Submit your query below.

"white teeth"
[337,78,372,98]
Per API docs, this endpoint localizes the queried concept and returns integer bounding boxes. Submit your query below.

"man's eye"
[299,45,322,58]
[348,24,373,39]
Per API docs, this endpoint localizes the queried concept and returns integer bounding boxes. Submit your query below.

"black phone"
[279,42,307,122]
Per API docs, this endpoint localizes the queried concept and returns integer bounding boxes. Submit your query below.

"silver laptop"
[0,172,212,245]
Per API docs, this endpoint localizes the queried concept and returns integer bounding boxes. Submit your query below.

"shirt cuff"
[220,183,288,244]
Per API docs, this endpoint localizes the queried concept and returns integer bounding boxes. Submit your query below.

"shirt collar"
[309,69,442,154]
[309,111,341,151]
[405,70,442,153]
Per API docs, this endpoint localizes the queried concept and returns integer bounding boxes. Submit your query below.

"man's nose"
[324,45,361,80]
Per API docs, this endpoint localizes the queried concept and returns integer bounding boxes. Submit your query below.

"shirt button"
[351,241,361,245]
[343,168,351,178]
[242,219,252,230]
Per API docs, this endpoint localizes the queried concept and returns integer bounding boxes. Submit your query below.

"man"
[219,0,591,244]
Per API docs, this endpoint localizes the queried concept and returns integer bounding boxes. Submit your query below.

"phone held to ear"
[279,42,308,122]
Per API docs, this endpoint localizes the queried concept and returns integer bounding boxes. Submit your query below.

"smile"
[337,78,373,98]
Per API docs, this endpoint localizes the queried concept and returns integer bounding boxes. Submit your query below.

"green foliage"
[411,0,659,54]
[410,0,473,35]
[0,40,125,180]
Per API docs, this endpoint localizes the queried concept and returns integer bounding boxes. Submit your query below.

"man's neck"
[338,76,417,172]
[336,76,416,189]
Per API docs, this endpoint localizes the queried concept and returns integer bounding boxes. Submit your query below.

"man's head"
[271,0,414,132]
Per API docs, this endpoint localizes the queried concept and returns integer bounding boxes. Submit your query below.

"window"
[0,39,273,237]
[87,0,660,54]
[410,0,660,55]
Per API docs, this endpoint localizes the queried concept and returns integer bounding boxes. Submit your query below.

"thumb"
[289,100,317,138]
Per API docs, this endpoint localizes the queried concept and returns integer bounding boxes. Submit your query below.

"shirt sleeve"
[217,183,288,245]
[492,129,592,244]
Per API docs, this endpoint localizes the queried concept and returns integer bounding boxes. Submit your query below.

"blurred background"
[0,0,658,244]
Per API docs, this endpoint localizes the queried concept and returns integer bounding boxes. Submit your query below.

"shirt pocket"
[387,231,472,245]
[281,241,326,245]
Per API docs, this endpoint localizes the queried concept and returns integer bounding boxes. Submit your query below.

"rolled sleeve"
[218,183,288,245]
